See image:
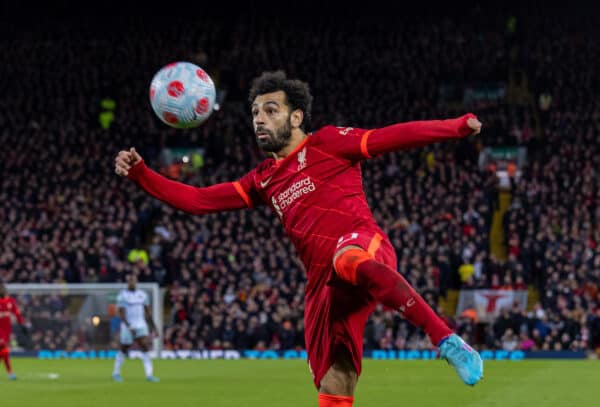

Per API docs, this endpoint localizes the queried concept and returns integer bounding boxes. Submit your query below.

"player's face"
[252,91,293,153]
[127,275,137,290]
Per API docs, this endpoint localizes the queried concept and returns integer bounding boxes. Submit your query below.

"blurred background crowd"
[1,4,599,355]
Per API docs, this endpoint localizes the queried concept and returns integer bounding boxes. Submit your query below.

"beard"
[255,118,292,153]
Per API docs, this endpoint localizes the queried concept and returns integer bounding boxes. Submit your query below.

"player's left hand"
[466,117,482,135]
[114,148,143,177]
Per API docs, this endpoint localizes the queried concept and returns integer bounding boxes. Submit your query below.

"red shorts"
[0,330,9,354]
[0,331,10,348]
[304,229,397,389]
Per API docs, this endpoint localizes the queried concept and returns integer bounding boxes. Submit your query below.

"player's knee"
[137,339,149,352]
[333,247,373,285]
[319,357,357,396]
[319,372,356,397]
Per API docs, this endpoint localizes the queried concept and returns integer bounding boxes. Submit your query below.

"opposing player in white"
[112,273,159,382]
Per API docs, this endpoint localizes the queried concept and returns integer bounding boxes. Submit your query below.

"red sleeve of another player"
[127,161,261,214]
[11,298,24,325]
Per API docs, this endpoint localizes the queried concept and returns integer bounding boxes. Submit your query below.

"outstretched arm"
[115,148,253,215]
[361,114,481,158]
[320,114,481,160]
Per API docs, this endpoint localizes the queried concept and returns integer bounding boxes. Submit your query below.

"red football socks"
[0,347,12,373]
[318,393,354,406]
[335,249,452,346]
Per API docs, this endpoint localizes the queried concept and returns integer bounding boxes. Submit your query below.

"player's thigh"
[319,346,357,396]
[333,230,396,268]
[133,325,150,350]
[306,281,374,390]
[333,244,363,263]
[120,326,134,346]
[134,336,150,351]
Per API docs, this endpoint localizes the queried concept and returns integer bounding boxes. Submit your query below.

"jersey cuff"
[360,130,374,158]
[127,160,146,181]
[232,181,252,208]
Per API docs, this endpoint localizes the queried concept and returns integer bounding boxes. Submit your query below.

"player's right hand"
[115,147,143,177]
[466,117,482,135]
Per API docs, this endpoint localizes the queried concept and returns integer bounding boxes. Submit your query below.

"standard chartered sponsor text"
[277,177,316,209]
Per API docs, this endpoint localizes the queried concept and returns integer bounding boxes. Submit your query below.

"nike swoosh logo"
[260,176,273,188]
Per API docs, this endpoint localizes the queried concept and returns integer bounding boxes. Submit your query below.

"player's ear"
[290,109,303,129]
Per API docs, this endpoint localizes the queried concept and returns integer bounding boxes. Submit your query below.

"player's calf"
[334,248,452,345]
[0,346,13,376]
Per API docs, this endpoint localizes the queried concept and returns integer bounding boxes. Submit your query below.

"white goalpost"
[6,283,164,354]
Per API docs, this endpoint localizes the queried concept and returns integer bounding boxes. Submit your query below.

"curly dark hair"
[248,70,313,130]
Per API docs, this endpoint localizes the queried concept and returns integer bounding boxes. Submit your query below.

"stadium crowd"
[0,8,598,355]
[496,15,600,352]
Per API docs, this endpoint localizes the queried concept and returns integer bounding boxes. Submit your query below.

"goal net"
[6,283,164,354]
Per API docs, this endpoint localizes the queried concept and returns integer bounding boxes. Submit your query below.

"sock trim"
[334,249,373,285]
[438,334,453,347]
[319,393,354,403]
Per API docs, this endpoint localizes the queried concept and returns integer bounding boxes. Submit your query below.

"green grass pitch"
[1,359,598,406]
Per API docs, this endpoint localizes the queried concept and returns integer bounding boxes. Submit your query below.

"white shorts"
[120,323,149,345]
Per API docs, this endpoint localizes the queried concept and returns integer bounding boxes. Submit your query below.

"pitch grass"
[1,359,598,406]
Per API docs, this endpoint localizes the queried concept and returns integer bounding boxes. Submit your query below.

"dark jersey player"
[115,71,483,406]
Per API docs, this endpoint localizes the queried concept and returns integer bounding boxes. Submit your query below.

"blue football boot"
[439,334,484,386]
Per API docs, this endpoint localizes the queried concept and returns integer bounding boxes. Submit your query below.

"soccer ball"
[149,61,216,129]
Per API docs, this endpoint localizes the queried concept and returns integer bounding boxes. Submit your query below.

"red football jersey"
[236,126,383,293]
[0,296,23,342]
